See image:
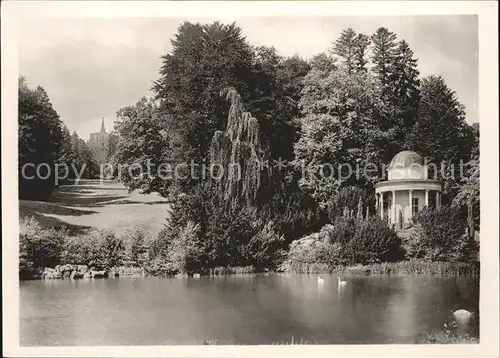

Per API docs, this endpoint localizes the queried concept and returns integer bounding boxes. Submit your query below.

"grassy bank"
[420,331,478,344]
[419,321,479,344]
[19,180,170,236]
[283,259,479,276]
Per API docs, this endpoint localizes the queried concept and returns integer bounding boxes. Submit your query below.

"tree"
[453,156,479,232]
[371,27,398,88]
[18,77,65,199]
[153,21,255,194]
[113,97,167,194]
[405,75,475,202]
[309,53,337,73]
[293,65,381,204]
[107,132,119,161]
[332,28,370,73]
[55,125,74,184]
[272,55,311,160]
[209,87,266,207]
[391,40,421,139]
[370,29,421,157]
[248,48,311,162]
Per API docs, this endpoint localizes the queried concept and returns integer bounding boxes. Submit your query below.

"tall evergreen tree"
[406,75,475,201]
[153,22,254,192]
[393,40,420,125]
[18,77,64,199]
[371,27,398,88]
[332,28,370,74]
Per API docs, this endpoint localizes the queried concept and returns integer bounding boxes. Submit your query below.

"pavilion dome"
[389,151,423,170]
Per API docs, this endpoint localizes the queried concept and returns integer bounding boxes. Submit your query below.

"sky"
[18,16,478,140]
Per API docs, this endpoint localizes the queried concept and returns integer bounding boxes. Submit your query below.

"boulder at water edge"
[42,267,62,280]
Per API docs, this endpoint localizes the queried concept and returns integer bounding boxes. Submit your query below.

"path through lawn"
[19,180,170,235]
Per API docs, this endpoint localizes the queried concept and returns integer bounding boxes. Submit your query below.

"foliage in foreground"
[19,217,67,280]
[419,321,478,344]
[19,217,152,278]
[147,185,289,276]
[286,214,405,269]
[284,258,479,276]
[407,206,479,262]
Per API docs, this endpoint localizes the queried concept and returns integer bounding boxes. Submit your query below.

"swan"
[452,309,475,329]
[337,276,347,288]
[317,276,325,284]
[453,309,475,320]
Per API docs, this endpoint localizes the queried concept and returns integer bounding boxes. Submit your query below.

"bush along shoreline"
[20,202,479,281]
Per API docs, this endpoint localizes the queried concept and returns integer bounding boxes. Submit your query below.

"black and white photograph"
[2,1,498,357]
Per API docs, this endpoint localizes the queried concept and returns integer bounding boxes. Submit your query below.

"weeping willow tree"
[210,87,267,207]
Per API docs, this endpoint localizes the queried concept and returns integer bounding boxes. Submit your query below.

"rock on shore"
[42,265,111,280]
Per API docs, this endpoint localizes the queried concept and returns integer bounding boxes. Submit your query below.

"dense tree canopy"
[113,97,167,194]
[19,77,100,199]
[19,21,480,273]
[19,77,65,199]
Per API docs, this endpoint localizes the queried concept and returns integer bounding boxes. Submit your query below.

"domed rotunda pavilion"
[374,151,442,229]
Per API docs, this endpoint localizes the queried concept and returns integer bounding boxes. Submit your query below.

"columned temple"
[374,151,442,229]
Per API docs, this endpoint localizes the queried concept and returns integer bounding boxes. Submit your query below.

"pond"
[20,274,479,345]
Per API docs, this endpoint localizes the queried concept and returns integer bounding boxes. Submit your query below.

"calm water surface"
[20,274,479,345]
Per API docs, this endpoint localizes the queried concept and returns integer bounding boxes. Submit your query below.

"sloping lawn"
[19,180,170,235]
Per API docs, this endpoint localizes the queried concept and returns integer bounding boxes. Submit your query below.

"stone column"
[392,190,396,225]
[408,189,413,222]
[425,189,429,208]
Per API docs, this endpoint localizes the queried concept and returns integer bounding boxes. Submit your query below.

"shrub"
[326,186,373,221]
[150,181,325,272]
[169,221,204,274]
[285,214,404,269]
[420,321,478,344]
[98,230,126,269]
[62,234,98,267]
[148,219,205,275]
[62,230,125,270]
[19,216,66,279]
[122,227,150,267]
[287,229,344,267]
[345,216,404,264]
[409,206,477,262]
[144,257,177,276]
[246,221,286,271]
[326,216,356,245]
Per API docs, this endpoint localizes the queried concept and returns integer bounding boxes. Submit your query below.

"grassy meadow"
[19,179,170,236]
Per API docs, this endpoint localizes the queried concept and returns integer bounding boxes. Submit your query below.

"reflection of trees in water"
[452,277,479,312]
[401,277,480,340]
[451,277,480,337]
[349,277,402,309]
[274,275,347,341]
[337,277,405,343]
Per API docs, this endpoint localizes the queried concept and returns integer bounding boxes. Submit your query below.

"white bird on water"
[453,309,475,321]
[317,276,325,284]
[452,309,475,329]
[337,276,347,288]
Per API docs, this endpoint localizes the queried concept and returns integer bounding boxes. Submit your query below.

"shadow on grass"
[103,199,170,206]
[58,185,129,193]
[48,192,129,207]
[19,210,93,235]
[20,200,98,216]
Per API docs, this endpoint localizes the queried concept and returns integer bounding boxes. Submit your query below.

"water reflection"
[20,274,479,346]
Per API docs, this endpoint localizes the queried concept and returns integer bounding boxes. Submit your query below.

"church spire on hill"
[100,117,106,133]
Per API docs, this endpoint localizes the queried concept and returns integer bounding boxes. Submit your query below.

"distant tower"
[100,117,106,133]
[88,117,110,164]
